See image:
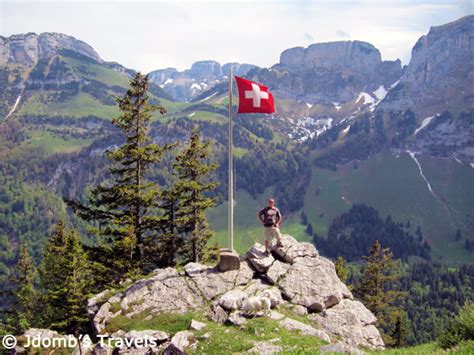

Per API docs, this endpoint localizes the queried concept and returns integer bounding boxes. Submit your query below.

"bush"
[438,302,474,349]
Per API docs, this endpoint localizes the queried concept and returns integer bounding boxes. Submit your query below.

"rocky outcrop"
[252,40,402,105]
[88,234,384,352]
[0,32,102,67]
[148,61,258,101]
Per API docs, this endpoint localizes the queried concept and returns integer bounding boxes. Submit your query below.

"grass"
[22,129,94,154]
[370,340,474,354]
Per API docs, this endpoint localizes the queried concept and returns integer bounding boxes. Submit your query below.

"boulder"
[228,310,247,326]
[123,330,169,343]
[246,340,282,354]
[279,256,352,312]
[208,302,229,325]
[320,341,366,354]
[189,319,207,331]
[184,262,253,300]
[266,260,290,284]
[218,248,240,271]
[218,289,248,311]
[163,330,195,355]
[271,234,318,263]
[279,318,331,343]
[309,298,384,350]
[245,242,275,273]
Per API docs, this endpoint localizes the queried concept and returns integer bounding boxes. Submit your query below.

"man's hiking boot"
[264,249,270,256]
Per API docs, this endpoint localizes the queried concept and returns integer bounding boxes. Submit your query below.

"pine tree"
[355,240,407,346]
[7,243,37,332]
[335,256,349,284]
[65,73,170,280]
[173,129,218,263]
[39,222,91,334]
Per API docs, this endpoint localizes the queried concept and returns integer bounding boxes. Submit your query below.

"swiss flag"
[235,76,275,114]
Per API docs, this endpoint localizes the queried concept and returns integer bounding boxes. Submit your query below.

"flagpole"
[228,66,234,251]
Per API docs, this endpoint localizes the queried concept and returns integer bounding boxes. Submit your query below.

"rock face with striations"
[0,32,102,67]
[88,234,384,353]
[252,40,402,104]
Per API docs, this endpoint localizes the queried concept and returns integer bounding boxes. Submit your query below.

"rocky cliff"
[0,32,102,67]
[253,40,402,105]
[148,61,258,102]
[82,235,384,354]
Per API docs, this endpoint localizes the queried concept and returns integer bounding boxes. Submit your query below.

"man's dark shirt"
[259,206,282,227]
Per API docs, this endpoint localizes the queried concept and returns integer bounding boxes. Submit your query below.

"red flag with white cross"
[235,76,275,114]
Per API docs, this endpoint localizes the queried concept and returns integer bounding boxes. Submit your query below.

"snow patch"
[164,78,174,85]
[389,80,400,89]
[414,114,438,135]
[470,163,474,169]
[408,151,435,197]
[373,85,388,101]
[188,112,196,117]
[356,92,377,111]
[191,83,202,90]
[341,125,350,135]
[332,102,341,111]
[306,102,313,108]
[201,92,218,101]
[6,95,21,119]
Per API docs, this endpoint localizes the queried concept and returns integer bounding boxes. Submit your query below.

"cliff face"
[380,15,474,115]
[86,235,384,353]
[0,32,102,67]
[254,40,402,104]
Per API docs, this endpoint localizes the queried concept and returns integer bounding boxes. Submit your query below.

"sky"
[0,0,472,73]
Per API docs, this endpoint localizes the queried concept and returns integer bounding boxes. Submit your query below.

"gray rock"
[189,319,207,331]
[292,305,308,316]
[245,242,275,273]
[309,298,384,350]
[271,234,319,264]
[279,318,331,343]
[228,310,247,326]
[184,262,252,300]
[269,310,285,321]
[218,289,248,311]
[256,287,284,308]
[123,329,169,343]
[278,256,353,312]
[266,260,290,284]
[92,342,114,355]
[208,302,229,325]
[163,330,195,355]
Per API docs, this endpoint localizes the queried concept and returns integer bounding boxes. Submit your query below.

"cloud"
[336,30,351,39]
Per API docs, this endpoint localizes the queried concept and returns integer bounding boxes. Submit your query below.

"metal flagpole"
[228,67,234,251]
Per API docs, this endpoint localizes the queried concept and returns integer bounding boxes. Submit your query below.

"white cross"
[245,83,269,108]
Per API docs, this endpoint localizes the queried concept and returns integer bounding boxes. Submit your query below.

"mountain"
[148,60,258,102]
[0,16,473,273]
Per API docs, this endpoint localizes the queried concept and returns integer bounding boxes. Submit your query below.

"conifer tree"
[355,240,407,346]
[173,129,218,263]
[66,73,169,279]
[8,243,37,332]
[335,256,349,284]
[39,222,91,334]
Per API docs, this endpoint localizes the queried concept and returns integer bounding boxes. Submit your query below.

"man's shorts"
[264,227,281,242]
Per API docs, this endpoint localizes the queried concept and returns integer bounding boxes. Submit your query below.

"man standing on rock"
[258,198,283,254]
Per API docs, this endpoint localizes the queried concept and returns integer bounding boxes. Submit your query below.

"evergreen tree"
[7,243,37,333]
[39,222,91,334]
[454,229,462,241]
[66,73,170,280]
[355,240,407,346]
[335,256,349,284]
[173,129,218,263]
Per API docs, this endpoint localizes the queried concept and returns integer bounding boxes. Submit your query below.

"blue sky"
[1,0,472,72]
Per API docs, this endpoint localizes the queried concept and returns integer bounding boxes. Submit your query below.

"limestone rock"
[208,302,229,325]
[123,330,169,343]
[163,330,195,355]
[245,242,275,273]
[189,319,207,331]
[246,340,282,354]
[279,256,352,312]
[184,262,253,300]
[228,310,247,326]
[271,234,319,263]
[218,289,248,311]
[266,259,290,284]
[309,299,384,350]
[279,318,331,343]
[320,341,366,354]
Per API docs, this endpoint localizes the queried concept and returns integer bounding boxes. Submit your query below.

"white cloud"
[0,0,471,72]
